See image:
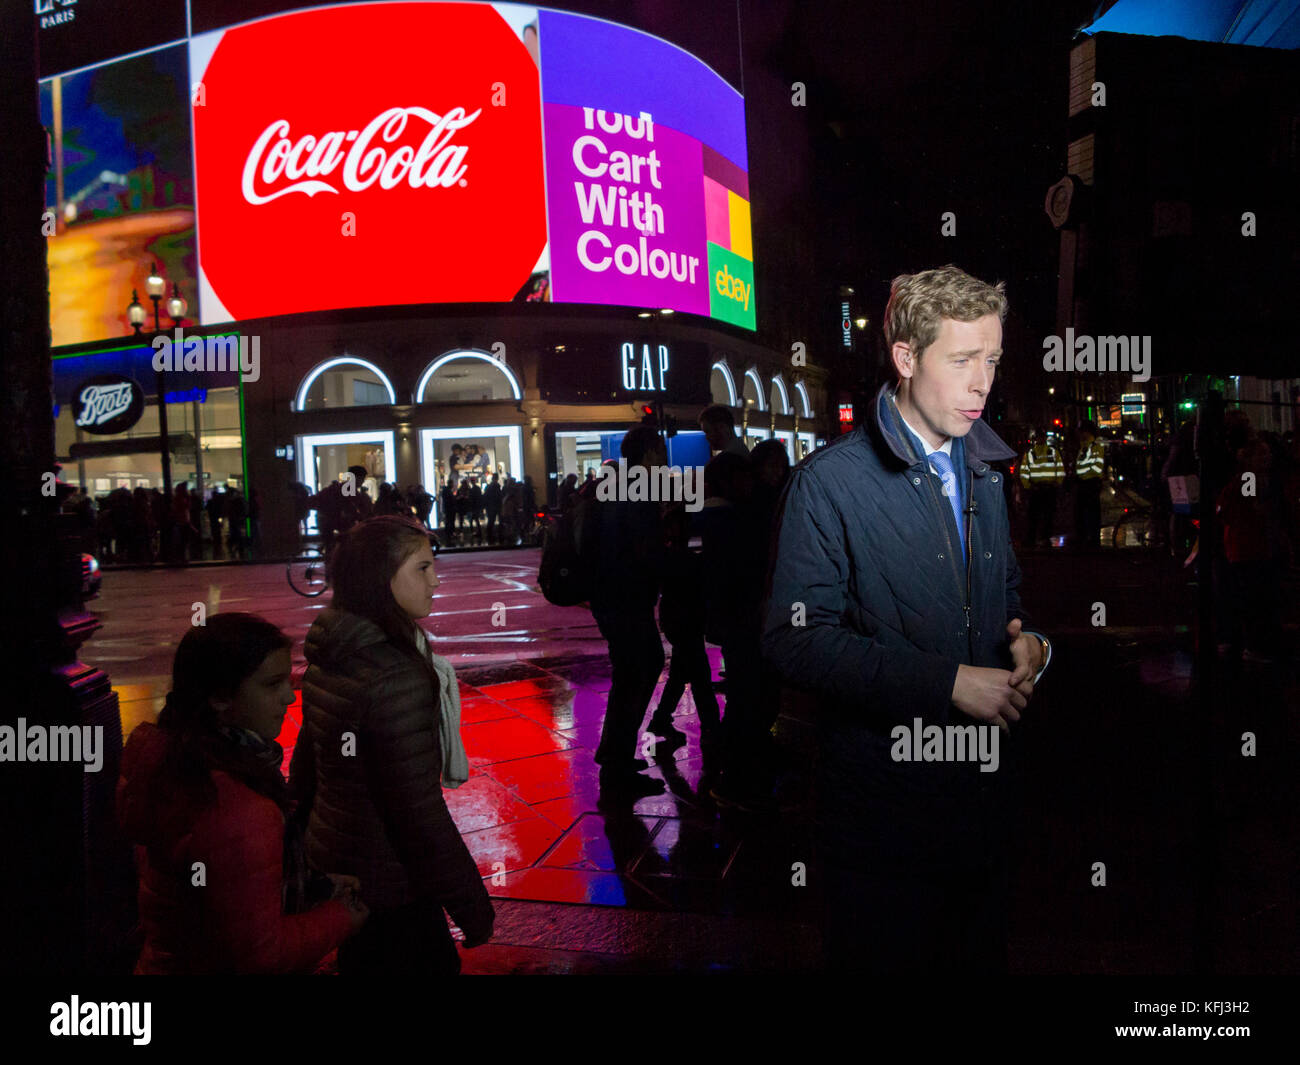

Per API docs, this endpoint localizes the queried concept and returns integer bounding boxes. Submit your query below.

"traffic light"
[638,400,677,437]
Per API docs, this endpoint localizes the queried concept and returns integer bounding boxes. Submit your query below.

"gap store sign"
[189,2,754,330]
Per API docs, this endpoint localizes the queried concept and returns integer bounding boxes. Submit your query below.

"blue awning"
[1083,0,1300,49]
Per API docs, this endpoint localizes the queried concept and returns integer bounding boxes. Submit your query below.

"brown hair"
[884,264,1008,372]
[329,515,437,681]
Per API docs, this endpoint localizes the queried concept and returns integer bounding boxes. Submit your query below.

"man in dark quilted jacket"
[763,265,1052,974]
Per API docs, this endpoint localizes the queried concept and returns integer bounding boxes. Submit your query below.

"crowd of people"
[576,405,792,810]
[106,266,1296,978]
[63,482,261,563]
[438,472,537,547]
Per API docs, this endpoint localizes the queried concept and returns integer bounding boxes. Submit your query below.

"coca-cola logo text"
[193,2,547,319]
[242,106,482,204]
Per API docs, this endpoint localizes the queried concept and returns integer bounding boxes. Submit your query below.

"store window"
[295,357,396,411]
[419,426,524,528]
[770,376,791,415]
[553,430,710,490]
[774,430,795,462]
[297,430,396,533]
[710,362,737,406]
[795,381,814,419]
[416,351,522,403]
[54,347,245,500]
[742,368,765,411]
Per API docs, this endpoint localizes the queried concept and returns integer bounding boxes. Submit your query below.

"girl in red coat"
[118,613,368,973]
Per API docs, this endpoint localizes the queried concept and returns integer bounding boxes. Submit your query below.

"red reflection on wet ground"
[276,650,767,911]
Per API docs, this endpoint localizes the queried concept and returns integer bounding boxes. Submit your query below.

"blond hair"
[884,265,1008,368]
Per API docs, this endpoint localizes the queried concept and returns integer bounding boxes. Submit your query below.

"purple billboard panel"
[543,102,709,314]
[538,7,752,326]
[537,8,746,171]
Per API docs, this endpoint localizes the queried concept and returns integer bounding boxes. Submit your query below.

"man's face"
[894,315,1002,450]
[701,419,729,451]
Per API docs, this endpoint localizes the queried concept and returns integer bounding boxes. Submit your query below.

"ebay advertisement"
[538,8,754,328]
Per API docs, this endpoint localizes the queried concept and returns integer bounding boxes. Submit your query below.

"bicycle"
[287,543,331,597]
[287,529,441,597]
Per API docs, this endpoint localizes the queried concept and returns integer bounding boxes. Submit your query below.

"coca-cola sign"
[74,374,145,435]
[191,2,547,322]
[240,106,482,204]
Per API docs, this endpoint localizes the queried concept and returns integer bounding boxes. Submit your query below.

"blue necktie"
[928,449,966,557]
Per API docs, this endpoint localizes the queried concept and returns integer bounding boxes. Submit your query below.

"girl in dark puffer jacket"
[292,516,494,975]
[118,613,368,973]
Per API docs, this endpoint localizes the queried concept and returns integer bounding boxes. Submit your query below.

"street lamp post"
[145,262,165,331]
[129,264,182,502]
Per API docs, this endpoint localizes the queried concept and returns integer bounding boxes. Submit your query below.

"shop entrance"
[297,430,396,534]
[419,425,524,531]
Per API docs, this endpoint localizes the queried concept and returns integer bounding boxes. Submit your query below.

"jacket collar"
[869,382,1017,471]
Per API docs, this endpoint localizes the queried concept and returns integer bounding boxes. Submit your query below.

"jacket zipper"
[964,466,975,663]
[892,394,975,655]
[918,459,967,626]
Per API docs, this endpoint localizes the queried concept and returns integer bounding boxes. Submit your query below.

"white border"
[297,429,397,495]
[294,356,398,411]
[420,424,525,528]
[710,360,737,407]
[794,381,813,418]
[743,367,766,411]
[415,350,523,403]
[769,374,790,414]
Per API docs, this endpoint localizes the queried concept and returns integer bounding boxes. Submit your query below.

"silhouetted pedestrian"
[648,502,720,758]
[483,474,502,543]
[227,488,249,560]
[589,426,668,800]
[206,487,227,559]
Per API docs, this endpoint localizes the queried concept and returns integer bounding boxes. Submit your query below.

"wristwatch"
[1033,636,1051,685]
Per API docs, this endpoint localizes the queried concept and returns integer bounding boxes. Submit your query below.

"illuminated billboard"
[42,1,753,346]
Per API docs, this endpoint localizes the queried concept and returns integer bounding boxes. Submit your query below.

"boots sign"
[74,375,145,435]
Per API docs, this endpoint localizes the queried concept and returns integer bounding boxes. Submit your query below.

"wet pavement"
[83,547,1299,973]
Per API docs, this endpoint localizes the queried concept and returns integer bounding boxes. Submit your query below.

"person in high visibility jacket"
[1018,427,1063,548]
[1072,422,1105,550]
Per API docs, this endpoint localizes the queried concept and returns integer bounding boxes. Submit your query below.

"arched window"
[415,350,522,403]
[710,361,737,406]
[795,381,813,418]
[769,375,791,414]
[742,368,765,411]
[295,357,396,412]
